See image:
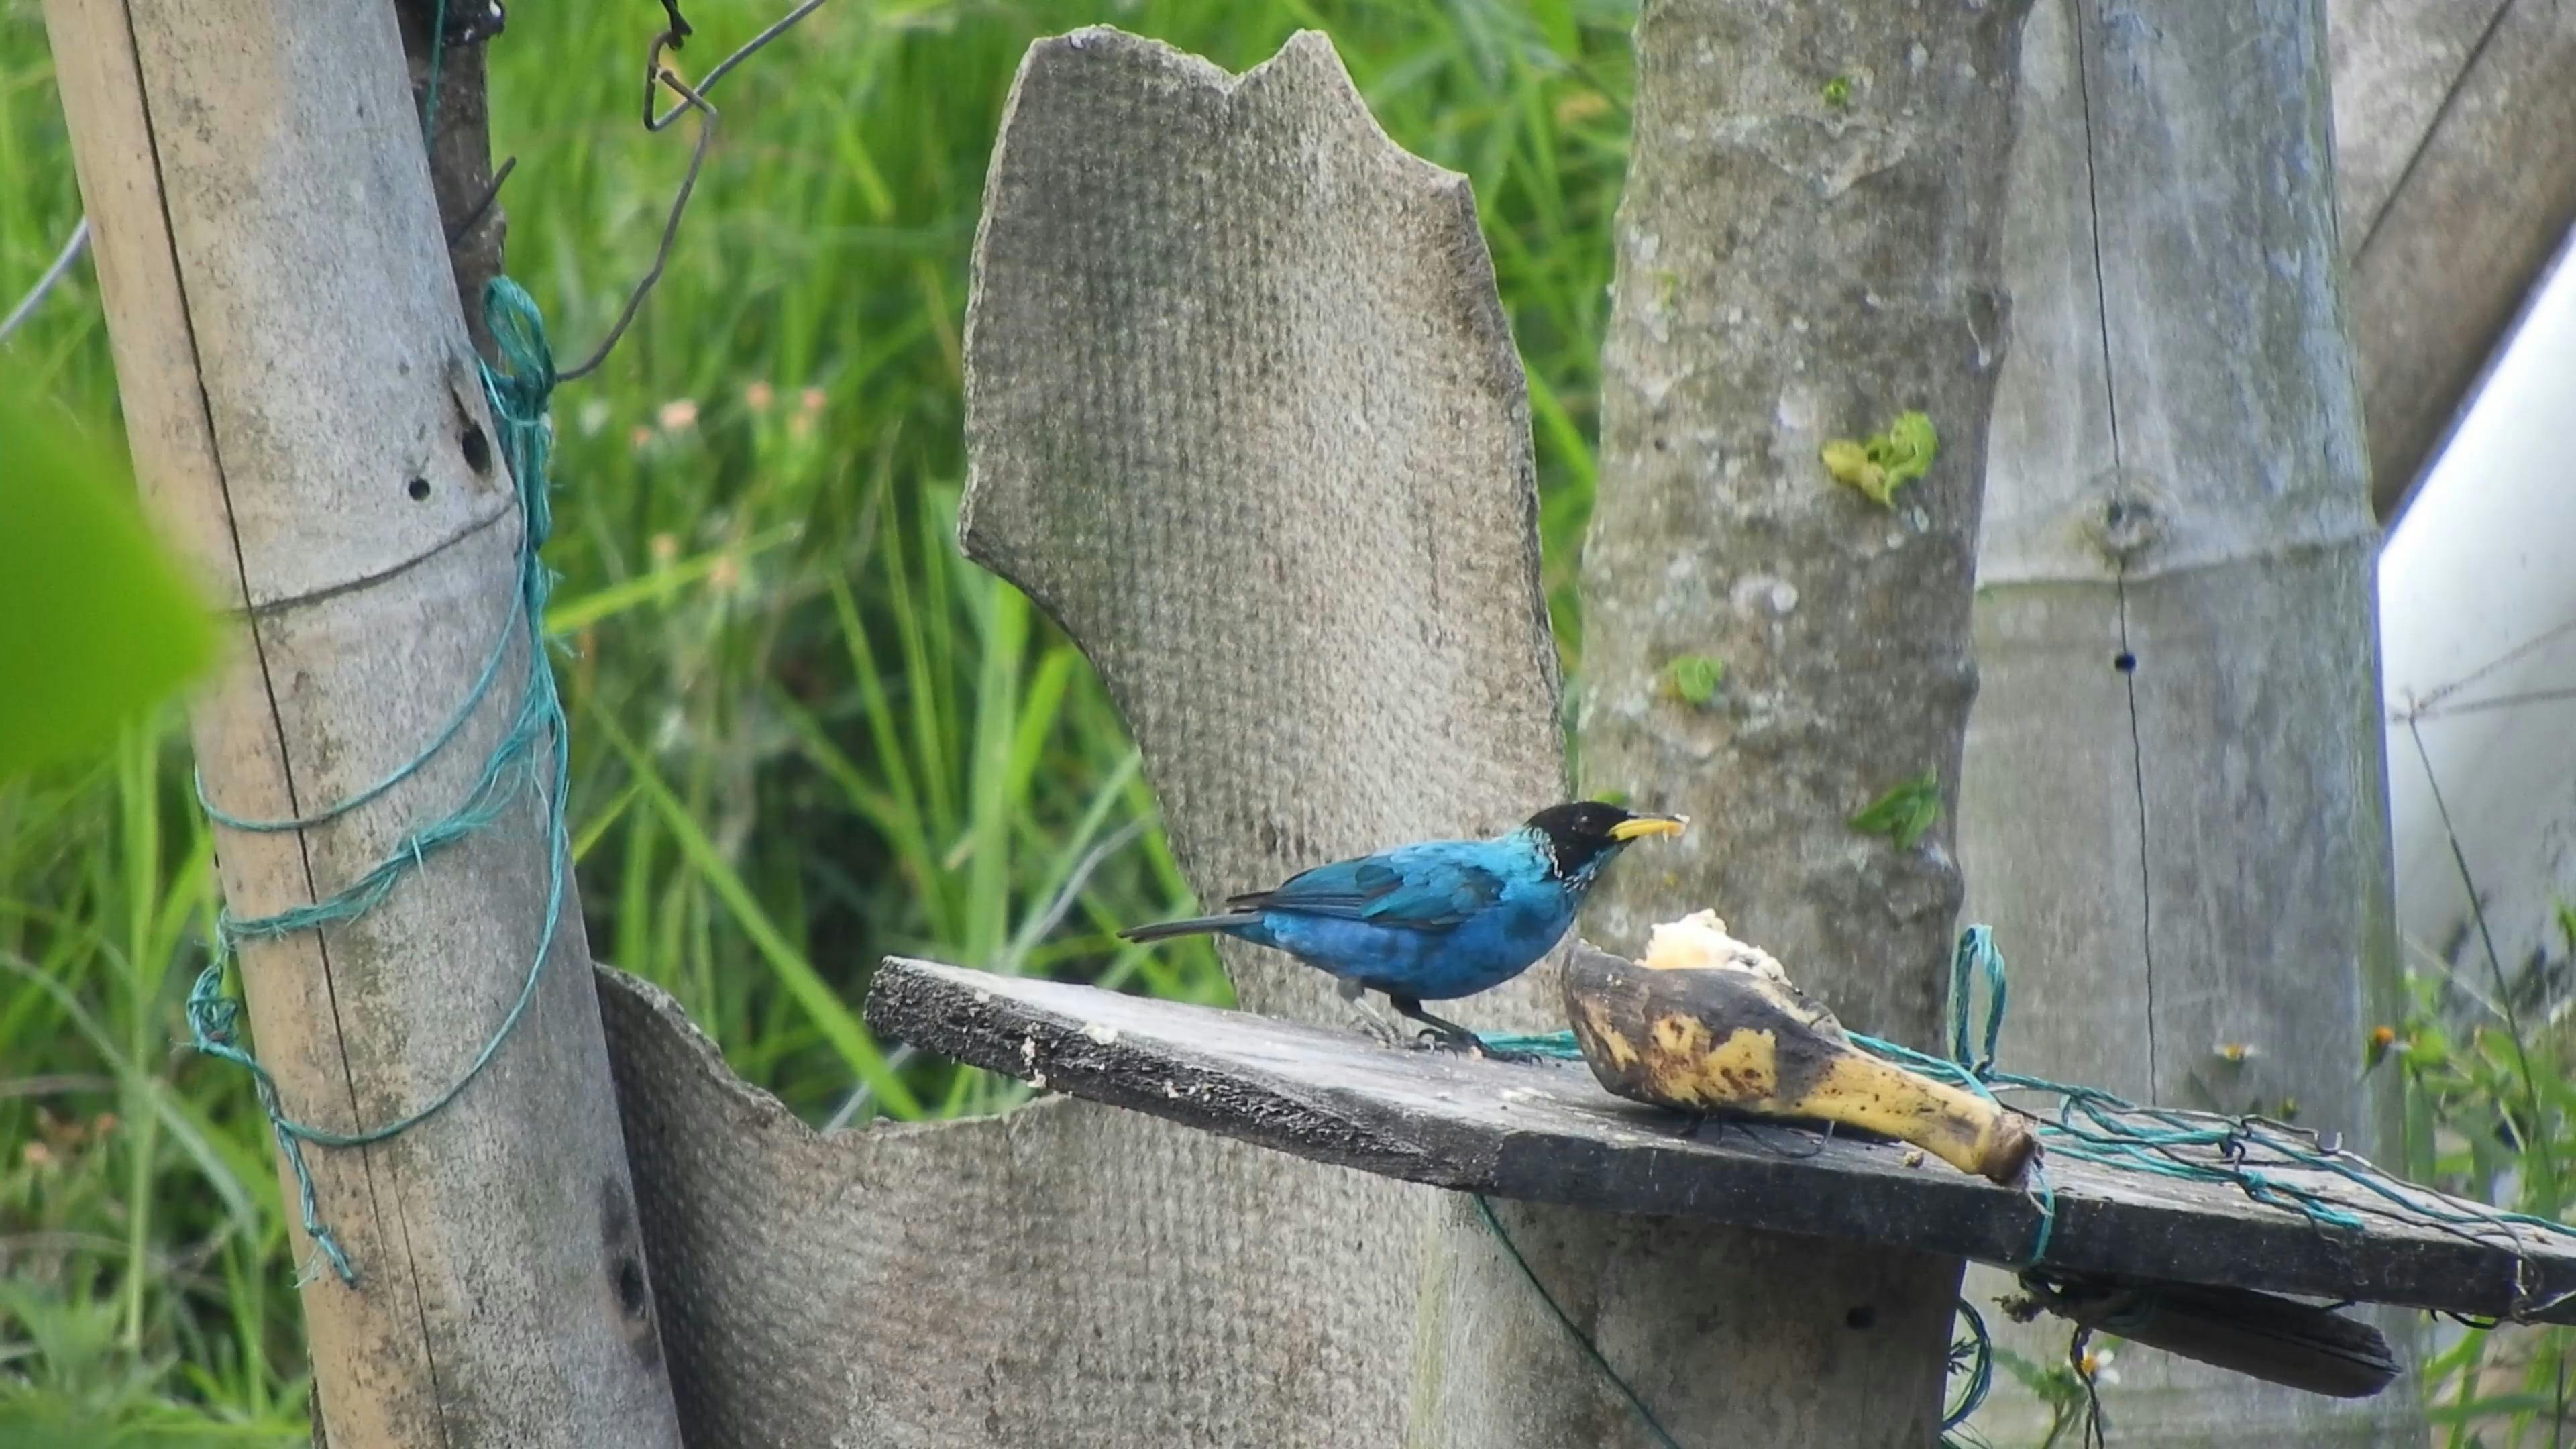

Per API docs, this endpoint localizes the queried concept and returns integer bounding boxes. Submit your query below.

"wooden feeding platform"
[866,956,2576,1330]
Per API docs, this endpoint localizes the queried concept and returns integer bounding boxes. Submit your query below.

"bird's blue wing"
[1234,843,1506,931]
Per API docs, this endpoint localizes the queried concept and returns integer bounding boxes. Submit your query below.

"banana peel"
[1563,910,2038,1186]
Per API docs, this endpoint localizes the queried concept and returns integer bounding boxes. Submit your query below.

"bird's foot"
[1344,998,1409,1048]
[1668,1112,1709,1141]
[1411,1028,1536,1065]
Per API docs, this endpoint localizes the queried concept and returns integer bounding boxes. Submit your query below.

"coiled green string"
[188,278,568,1286]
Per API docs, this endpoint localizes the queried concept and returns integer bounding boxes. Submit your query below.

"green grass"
[15,1,2565,1442]
[0,0,1632,1436]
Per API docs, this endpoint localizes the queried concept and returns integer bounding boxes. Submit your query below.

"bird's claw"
[1411,1028,1534,1065]
[1346,1001,1409,1048]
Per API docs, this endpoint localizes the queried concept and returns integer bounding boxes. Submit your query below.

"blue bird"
[1120,802,1687,1053]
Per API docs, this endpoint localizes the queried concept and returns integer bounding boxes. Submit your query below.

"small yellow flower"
[657,398,700,432]
[708,553,741,593]
[745,380,776,413]
[799,386,827,414]
[2366,1023,2399,1069]
[1553,90,1610,126]
[649,533,680,567]
[23,1140,52,1169]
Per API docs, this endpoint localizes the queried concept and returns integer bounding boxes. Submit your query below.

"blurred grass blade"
[590,703,922,1118]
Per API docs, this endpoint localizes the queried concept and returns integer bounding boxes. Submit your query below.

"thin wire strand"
[2402,682,2576,723]
[0,217,92,345]
[556,44,716,382]
[2398,614,2576,720]
[445,154,519,246]
[2408,714,2561,1205]
[647,0,838,131]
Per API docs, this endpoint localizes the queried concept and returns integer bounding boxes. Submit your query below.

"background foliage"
[0,1,2564,1444]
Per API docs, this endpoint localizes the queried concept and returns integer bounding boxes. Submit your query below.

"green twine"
[1846,928,2057,1266]
[1473,1032,1589,1059]
[1943,1297,1993,1442]
[1479,922,2576,1442]
[1470,1196,1992,1446]
[421,0,450,145]
[188,278,567,1286]
[1471,1193,1684,1449]
[1856,926,2576,1258]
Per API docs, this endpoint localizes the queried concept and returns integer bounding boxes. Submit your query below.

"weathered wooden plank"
[2329,0,2508,241]
[869,957,2576,1326]
[2332,0,2576,518]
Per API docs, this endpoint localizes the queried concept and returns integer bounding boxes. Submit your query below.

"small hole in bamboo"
[406,477,432,502]
[615,1256,649,1320]
[460,421,492,475]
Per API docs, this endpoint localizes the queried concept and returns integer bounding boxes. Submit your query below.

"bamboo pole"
[41,2,684,1444]
[1957,1,2418,1441]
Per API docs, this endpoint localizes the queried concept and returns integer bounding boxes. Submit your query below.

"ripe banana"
[1562,911,2038,1186]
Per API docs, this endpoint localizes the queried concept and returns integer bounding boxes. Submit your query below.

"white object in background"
[2380,224,2576,1009]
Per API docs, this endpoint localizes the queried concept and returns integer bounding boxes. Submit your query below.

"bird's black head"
[1521,801,1688,883]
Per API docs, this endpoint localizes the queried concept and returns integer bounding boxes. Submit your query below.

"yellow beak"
[1609,813,1689,842]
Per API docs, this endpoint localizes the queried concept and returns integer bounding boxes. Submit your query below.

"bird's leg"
[1387,994,1479,1051]
[1670,1111,1709,1141]
[1339,978,1407,1046]
[1387,994,1533,1063]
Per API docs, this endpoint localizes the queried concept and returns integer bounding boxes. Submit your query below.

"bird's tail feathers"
[1118,911,1261,945]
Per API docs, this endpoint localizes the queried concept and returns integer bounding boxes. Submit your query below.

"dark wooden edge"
[863,957,2576,1324]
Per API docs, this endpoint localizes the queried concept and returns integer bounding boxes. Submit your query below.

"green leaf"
[1821,409,1940,508]
[1849,767,1941,849]
[1880,410,1939,484]
[1821,74,1854,109]
[1820,438,1874,485]
[1665,653,1725,706]
[0,394,215,780]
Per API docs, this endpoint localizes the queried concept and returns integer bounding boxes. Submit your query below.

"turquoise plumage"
[1121,801,1685,1052]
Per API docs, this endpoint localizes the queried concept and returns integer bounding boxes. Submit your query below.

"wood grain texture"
[865,958,2576,1325]
[1958,3,2416,1442]
[42,2,682,1444]
[2329,0,2576,519]
[2328,0,2507,238]
[1575,3,2031,1443]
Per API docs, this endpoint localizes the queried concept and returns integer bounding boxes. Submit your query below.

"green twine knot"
[187,278,572,1287]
